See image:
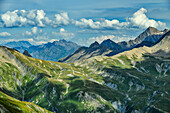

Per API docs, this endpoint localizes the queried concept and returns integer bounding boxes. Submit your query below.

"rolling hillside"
[0,31,169,113]
[0,91,52,113]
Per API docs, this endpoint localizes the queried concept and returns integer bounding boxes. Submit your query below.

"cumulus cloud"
[1,10,27,27]
[0,32,11,37]
[22,27,43,37]
[73,18,128,29]
[52,12,70,27]
[36,10,46,27]
[129,8,166,28]
[0,8,166,29]
[32,27,38,34]
[73,8,166,29]
[0,10,69,28]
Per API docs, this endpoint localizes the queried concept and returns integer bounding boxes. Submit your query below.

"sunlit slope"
[0,31,169,113]
[0,46,119,113]
[111,31,170,60]
[0,91,52,113]
[77,54,170,112]
[73,31,170,112]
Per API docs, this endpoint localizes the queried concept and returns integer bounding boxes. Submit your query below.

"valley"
[0,30,169,113]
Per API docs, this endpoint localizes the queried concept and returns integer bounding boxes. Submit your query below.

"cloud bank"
[0,8,166,29]
[0,10,69,28]
[128,8,166,29]
[73,8,166,29]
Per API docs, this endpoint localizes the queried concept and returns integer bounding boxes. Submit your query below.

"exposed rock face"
[59,41,111,63]
[134,41,154,48]
[118,26,166,49]
[60,27,168,63]
[101,39,121,51]
[23,50,32,57]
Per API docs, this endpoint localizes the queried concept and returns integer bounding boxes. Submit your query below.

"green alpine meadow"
[0,30,169,112]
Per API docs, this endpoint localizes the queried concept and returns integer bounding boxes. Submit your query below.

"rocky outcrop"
[23,50,32,57]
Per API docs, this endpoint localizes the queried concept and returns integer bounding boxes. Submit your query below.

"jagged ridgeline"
[0,31,170,113]
[59,27,168,63]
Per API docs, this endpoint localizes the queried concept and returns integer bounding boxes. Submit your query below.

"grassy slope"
[0,47,118,113]
[0,91,52,113]
[79,53,170,112]
[0,46,169,113]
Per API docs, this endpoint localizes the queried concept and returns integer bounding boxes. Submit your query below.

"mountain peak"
[23,50,32,57]
[89,41,100,48]
[59,39,67,43]
[101,39,114,44]
[145,26,160,33]
[163,28,169,33]
[101,39,121,51]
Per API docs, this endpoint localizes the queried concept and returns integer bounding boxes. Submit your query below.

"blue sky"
[0,0,169,46]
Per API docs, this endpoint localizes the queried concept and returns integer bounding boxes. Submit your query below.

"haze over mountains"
[0,28,169,113]
[12,39,80,61]
[1,27,167,63]
[3,41,32,48]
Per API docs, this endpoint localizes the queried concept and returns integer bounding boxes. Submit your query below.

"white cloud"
[0,32,11,37]
[50,39,58,43]
[36,10,46,27]
[60,28,65,33]
[0,10,70,28]
[27,38,34,42]
[27,10,36,20]
[129,8,166,29]
[25,31,32,36]
[52,12,70,27]
[32,27,38,34]
[0,8,166,29]
[73,8,166,29]
[1,10,27,27]
[22,27,43,37]
[73,18,128,29]
[20,27,49,45]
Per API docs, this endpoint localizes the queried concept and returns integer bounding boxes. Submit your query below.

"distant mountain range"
[15,39,80,61]
[2,27,168,63]
[118,27,166,49]
[3,41,32,48]
[0,29,169,113]
[59,27,168,63]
